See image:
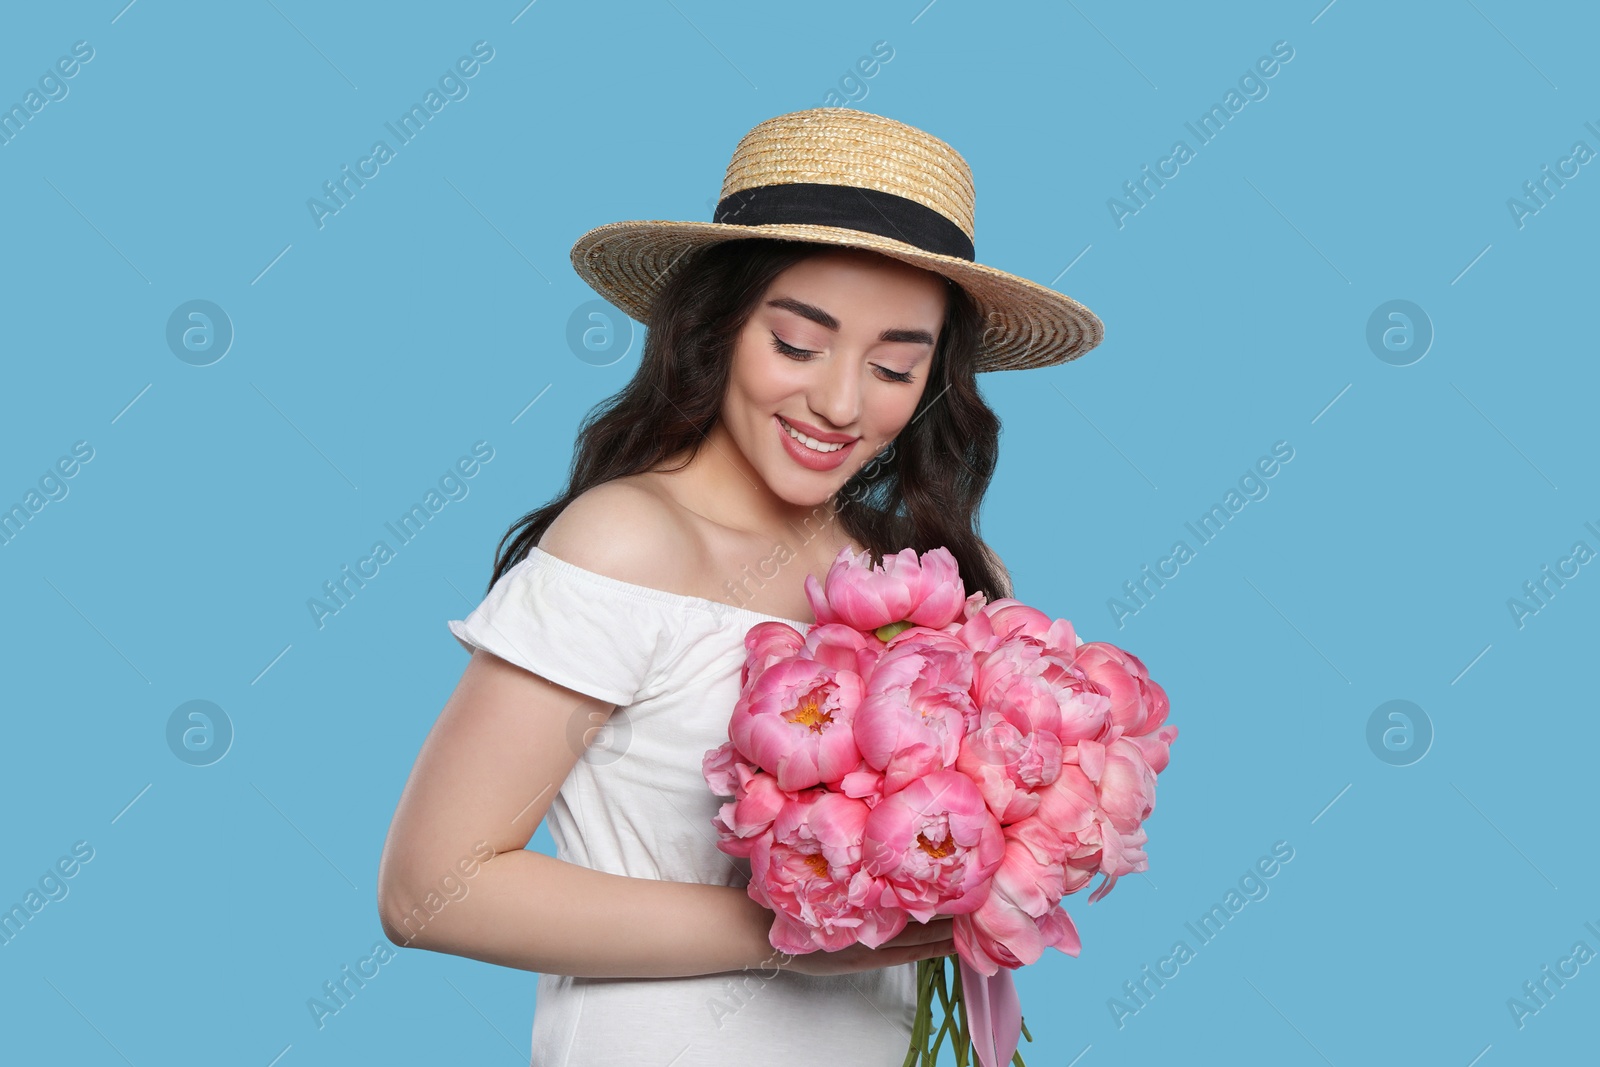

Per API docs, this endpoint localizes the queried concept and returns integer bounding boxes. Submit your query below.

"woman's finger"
[883,918,954,946]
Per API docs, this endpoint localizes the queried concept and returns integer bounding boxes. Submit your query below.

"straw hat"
[568,107,1103,373]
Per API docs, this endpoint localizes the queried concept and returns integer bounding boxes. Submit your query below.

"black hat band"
[712,181,975,262]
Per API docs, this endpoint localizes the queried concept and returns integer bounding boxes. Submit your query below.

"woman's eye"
[771,332,914,384]
[770,333,813,359]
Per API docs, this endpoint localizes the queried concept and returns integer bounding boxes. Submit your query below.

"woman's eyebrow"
[766,296,935,346]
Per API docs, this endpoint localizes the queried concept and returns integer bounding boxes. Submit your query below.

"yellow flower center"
[784,688,834,733]
[917,831,955,859]
[803,852,830,878]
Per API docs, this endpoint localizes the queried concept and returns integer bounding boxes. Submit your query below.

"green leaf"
[876,619,915,641]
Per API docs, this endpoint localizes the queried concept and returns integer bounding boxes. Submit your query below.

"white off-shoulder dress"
[448,546,918,1066]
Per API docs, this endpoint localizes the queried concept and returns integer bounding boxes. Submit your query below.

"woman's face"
[720,247,948,506]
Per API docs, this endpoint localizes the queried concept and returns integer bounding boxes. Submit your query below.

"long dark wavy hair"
[486,237,1013,603]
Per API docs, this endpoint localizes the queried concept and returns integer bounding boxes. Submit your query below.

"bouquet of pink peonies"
[703,545,1178,1067]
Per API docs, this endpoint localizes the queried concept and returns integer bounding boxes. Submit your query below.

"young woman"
[377,108,1102,1065]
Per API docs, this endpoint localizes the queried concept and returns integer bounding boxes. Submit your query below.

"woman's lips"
[776,415,857,471]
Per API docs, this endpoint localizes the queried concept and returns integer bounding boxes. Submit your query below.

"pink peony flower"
[1021,735,1169,905]
[951,825,1083,976]
[853,630,977,793]
[750,790,909,953]
[804,545,970,633]
[1020,762,1098,855]
[803,621,883,684]
[709,766,790,860]
[1062,732,1167,904]
[729,654,865,793]
[1123,722,1180,778]
[1095,736,1161,833]
[739,620,809,690]
[955,713,1064,824]
[961,601,1112,747]
[1074,642,1171,748]
[958,598,1078,656]
[956,900,1082,977]
[1075,814,1151,904]
[861,770,1004,921]
[701,739,752,797]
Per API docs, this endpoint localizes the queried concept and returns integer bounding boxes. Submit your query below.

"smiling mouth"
[778,416,855,453]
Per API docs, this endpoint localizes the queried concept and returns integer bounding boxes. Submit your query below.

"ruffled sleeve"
[447,548,675,707]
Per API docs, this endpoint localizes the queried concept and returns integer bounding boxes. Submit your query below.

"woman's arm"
[376,647,782,978]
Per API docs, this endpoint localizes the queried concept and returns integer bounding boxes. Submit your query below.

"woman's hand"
[779,916,956,976]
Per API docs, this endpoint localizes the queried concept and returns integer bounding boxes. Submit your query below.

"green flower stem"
[930,959,955,1061]
[905,958,936,1066]
[950,961,969,1066]
[905,957,1035,1066]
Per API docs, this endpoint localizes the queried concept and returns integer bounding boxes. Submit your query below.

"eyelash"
[769,333,916,384]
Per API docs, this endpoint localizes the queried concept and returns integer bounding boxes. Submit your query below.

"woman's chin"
[761,467,844,508]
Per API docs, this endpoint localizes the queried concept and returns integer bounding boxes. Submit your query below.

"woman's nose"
[808,354,862,431]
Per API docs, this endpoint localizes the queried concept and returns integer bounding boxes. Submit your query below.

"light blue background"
[2,1,1594,1064]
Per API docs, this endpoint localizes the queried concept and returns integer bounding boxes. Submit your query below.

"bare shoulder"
[535,476,698,587]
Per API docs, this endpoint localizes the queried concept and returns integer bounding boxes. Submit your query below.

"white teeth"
[780,418,848,453]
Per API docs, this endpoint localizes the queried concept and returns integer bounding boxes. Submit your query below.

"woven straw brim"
[569,220,1104,374]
